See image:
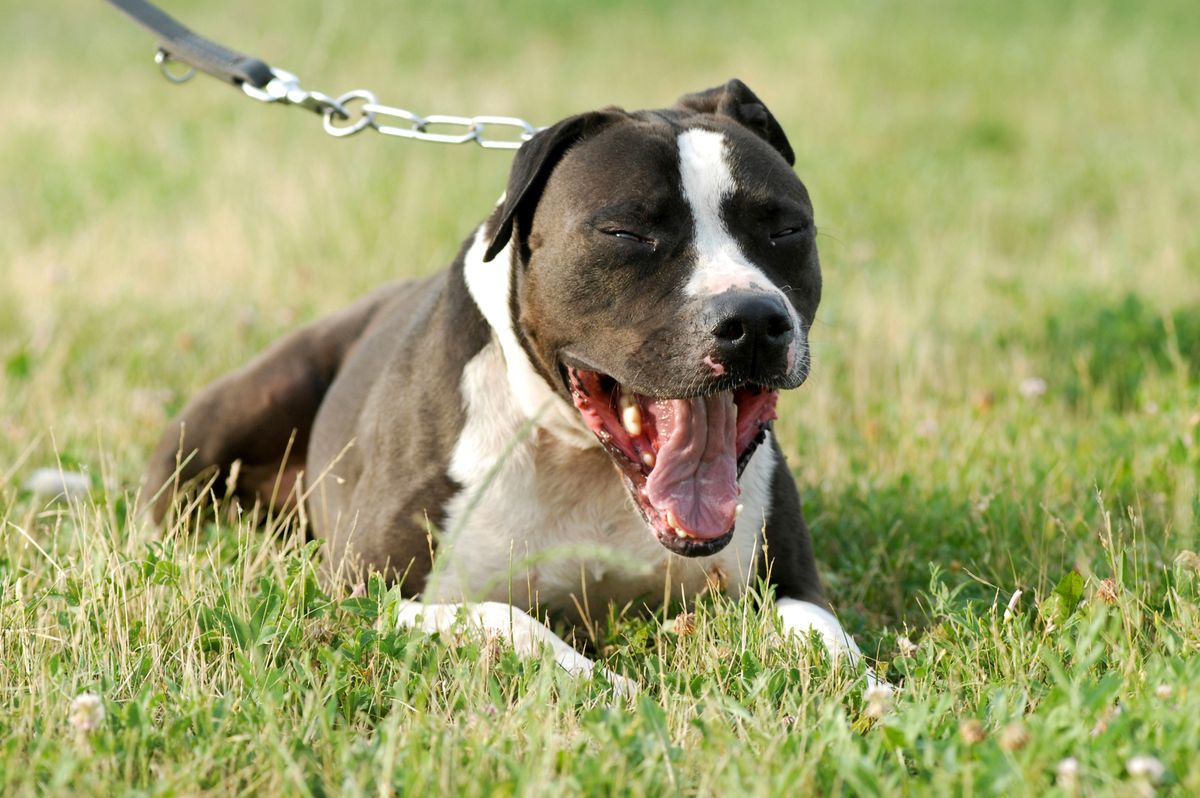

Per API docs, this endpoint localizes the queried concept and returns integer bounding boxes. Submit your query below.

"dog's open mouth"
[567,367,778,557]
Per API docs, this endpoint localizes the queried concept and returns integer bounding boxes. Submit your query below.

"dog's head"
[483,79,820,558]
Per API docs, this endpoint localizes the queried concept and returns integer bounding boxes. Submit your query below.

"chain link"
[157,51,544,149]
[324,94,542,149]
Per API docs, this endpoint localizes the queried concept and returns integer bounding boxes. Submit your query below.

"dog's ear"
[675,78,794,166]
[483,110,623,262]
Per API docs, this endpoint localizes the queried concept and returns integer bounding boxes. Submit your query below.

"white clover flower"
[1056,757,1080,790]
[864,684,893,719]
[896,636,917,657]
[958,719,986,745]
[68,692,105,733]
[1126,755,1164,783]
[998,721,1030,751]
[669,612,696,636]
[1175,550,1200,573]
[1019,377,1048,399]
[1154,684,1173,701]
[1095,579,1119,604]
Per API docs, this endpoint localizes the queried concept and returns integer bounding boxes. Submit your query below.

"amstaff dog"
[144,79,876,691]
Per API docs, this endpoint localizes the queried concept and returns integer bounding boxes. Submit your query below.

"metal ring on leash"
[155,49,195,84]
[323,90,379,138]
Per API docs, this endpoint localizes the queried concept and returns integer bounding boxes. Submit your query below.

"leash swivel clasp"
[239,67,349,121]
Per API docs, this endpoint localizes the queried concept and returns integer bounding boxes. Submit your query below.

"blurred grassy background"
[4,2,1200,794]
[3,0,1199,633]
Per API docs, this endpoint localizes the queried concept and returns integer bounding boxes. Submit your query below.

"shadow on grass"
[1023,292,1200,411]
[803,477,1092,642]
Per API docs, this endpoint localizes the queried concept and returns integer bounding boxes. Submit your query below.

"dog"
[144,79,878,692]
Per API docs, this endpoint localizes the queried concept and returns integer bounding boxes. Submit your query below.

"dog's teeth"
[666,510,689,538]
[735,503,744,518]
[623,408,642,437]
[621,396,643,437]
[641,451,656,469]
[675,527,689,539]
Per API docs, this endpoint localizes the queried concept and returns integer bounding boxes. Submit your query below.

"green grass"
[3,0,1200,794]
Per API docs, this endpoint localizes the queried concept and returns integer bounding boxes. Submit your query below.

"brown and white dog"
[144,79,878,692]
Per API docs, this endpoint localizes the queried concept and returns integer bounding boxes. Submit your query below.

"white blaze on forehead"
[677,129,809,383]
[677,129,777,298]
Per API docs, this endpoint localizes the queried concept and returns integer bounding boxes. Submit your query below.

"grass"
[2,0,1200,794]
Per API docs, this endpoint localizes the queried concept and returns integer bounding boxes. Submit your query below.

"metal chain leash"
[158,50,545,149]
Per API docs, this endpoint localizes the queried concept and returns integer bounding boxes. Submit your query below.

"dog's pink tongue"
[645,393,739,538]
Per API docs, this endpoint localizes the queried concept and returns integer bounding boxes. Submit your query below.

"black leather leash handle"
[105,0,274,89]
[104,0,541,146]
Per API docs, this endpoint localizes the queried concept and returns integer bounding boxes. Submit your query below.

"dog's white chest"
[424,342,770,619]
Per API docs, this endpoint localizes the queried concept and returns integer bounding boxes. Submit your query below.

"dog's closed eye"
[599,227,656,247]
[604,229,652,244]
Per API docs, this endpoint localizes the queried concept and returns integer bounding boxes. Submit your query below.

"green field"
[3,0,1200,794]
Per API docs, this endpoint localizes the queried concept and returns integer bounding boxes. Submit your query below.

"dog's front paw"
[600,668,640,699]
[774,598,898,692]
[864,668,899,698]
[553,647,639,698]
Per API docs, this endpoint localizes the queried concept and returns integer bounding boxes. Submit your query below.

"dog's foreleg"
[394,600,637,696]
[775,598,892,692]
[775,598,863,661]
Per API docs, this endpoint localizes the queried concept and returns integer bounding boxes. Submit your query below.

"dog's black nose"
[708,292,793,373]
